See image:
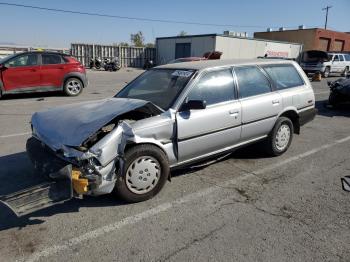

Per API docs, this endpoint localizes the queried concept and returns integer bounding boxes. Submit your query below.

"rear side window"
[345,54,350,61]
[262,64,304,90]
[235,66,271,98]
[187,69,235,105]
[339,55,344,61]
[42,54,62,65]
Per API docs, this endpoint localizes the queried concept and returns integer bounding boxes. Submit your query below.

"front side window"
[5,54,38,67]
[42,54,62,65]
[116,69,194,110]
[333,55,339,61]
[187,69,235,106]
[262,64,304,90]
[235,66,271,98]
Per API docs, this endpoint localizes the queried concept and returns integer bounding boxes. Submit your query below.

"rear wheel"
[63,78,83,96]
[114,144,169,203]
[265,117,294,156]
[343,67,349,77]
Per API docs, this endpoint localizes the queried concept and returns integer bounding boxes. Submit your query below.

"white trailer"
[156,34,303,65]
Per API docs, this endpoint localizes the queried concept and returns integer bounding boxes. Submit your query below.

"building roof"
[155,58,294,70]
[255,27,349,35]
[156,33,301,45]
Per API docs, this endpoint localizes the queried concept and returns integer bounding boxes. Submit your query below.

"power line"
[0,2,315,29]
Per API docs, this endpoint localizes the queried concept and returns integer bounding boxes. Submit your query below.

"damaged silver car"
[1,59,316,216]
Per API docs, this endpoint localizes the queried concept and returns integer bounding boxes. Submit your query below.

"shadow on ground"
[1,92,65,101]
[316,100,350,118]
[0,142,270,231]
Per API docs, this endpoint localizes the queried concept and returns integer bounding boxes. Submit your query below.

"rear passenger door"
[234,66,282,141]
[176,68,242,162]
[40,53,66,88]
[331,55,341,72]
[338,55,346,73]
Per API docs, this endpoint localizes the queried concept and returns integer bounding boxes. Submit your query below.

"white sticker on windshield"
[172,70,193,78]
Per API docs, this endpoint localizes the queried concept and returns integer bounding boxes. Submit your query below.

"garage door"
[175,43,191,59]
[333,40,344,52]
[319,37,330,51]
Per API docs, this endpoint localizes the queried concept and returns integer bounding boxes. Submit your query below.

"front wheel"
[63,78,83,96]
[114,144,169,203]
[265,117,294,156]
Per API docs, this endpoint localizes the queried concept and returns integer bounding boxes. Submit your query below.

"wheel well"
[280,110,300,134]
[124,142,169,160]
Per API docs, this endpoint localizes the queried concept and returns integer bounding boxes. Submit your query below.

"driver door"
[2,53,41,92]
[176,68,242,163]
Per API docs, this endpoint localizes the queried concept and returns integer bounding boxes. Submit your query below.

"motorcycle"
[89,57,102,70]
[328,76,350,106]
[143,59,155,70]
[104,57,121,72]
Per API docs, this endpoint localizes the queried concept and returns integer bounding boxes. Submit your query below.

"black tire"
[265,117,294,156]
[114,144,169,203]
[323,67,330,78]
[63,78,83,96]
[343,67,349,77]
[0,89,2,99]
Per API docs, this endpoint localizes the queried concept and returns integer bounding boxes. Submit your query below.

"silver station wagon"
[4,59,317,215]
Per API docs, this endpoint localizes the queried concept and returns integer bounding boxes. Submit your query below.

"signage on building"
[264,42,290,58]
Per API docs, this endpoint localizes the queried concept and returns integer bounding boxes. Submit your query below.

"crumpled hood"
[31,98,162,150]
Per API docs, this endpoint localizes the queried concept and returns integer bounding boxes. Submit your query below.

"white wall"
[156,36,215,64]
[215,36,302,59]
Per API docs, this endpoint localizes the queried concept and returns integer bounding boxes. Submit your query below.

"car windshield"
[116,69,195,110]
[0,53,16,64]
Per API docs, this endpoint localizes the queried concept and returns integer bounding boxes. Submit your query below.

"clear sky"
[0,0,349,48]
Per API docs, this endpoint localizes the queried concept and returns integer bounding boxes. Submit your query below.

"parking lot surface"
[0,69,349,262]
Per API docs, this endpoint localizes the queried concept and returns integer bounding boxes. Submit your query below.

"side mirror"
[180,100,206,111]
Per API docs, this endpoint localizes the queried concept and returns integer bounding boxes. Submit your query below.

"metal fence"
[71,43,156,68]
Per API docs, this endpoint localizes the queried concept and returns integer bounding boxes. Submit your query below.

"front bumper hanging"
[0,138,77,217]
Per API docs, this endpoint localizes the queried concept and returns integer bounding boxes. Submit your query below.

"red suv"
[0,51,88,98]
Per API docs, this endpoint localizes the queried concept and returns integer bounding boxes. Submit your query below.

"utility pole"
[322,5,332,30]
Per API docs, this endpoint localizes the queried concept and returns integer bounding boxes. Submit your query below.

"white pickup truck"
[300,50,350,77]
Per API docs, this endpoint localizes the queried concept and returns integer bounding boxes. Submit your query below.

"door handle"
[229,110,239,118]
[272,100,280,105]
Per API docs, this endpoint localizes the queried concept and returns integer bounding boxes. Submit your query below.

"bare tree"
[131,31,145,47]
[119,42,129,47]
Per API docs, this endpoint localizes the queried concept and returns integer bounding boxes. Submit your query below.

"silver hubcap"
[126,156,161,194]
[275,124,291,151]
[67,80,81,95]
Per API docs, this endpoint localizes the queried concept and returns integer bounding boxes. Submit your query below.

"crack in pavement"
[157,223,226,262]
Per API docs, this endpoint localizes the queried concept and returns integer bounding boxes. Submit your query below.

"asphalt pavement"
[0,69,349,262]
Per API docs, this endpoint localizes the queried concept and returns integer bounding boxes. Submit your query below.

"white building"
[156,34,303,64]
